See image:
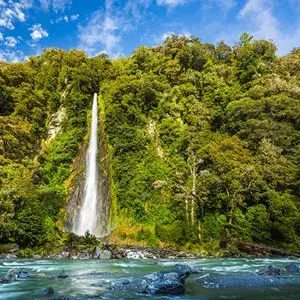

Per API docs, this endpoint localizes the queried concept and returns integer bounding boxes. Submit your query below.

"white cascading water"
[76,93,98,236]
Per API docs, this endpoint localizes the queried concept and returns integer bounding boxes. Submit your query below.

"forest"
[1,33,300,255]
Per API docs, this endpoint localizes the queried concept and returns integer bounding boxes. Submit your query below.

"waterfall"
[75,93,98,236]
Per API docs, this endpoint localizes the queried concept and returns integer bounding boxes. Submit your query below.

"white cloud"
[0,1,32,30]
[156,0,190,7]
[237,0,300,55]
[156,30,192,43]
[0,32,3,41]
[239,0,278,39]
[209,0,236,12]
[29,24,49,40]
[52,13,79,24]
[38,0,72,12]
[78,11,121,57]
[4,36,18,47]
[70,13,79,21]
[0,49,24,62]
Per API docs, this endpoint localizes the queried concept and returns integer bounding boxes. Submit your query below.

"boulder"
[195,273,272,288]
[285,264,300,272]
[100,249,112,260]
[1,268,31,283]
[257,265,281,276]
[92,246,102,259]
[145,280,185,295]
[48,297,75,300]
[33,255,42,259]
[195,271,300,289]
[109,264,192,295]
[57,272,68,279]
[5,254,17,259]
[43,287,54,295]
[126,251,144,259]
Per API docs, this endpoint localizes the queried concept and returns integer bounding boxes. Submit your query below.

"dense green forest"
[1,34,300,254]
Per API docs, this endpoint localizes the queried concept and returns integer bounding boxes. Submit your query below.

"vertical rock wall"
[64,107,113,237]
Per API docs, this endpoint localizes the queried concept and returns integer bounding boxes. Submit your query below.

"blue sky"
[0,0,300,62]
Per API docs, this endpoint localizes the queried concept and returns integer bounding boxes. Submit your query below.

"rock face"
[109,264,193,295]
[1,268,31,283]
[65,106,113,238]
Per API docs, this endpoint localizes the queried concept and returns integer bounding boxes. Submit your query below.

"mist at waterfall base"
[75,93,99,236]
[1,257,300,299]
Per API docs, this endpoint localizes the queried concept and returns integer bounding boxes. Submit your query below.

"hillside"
[1,34,300,254]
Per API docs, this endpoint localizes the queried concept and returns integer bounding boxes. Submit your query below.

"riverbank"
[1,241,300,261]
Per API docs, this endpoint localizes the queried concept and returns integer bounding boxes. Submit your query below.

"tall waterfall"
[75,93,98,236]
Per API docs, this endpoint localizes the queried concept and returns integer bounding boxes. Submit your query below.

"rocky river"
[1,256,300,299]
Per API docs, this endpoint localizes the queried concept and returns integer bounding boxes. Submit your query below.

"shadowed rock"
[1,268,31,283]
[285,264,300,272]
[109,264,193,295]
[257,265,281,276]
[57,272,68,279]
[195,272,300,289]
[43,287,54,295]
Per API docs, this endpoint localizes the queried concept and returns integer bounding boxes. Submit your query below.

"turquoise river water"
[1,257,300,299]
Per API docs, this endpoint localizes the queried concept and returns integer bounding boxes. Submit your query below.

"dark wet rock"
[91,283,104,287]
[57,272,68,279]
[109,264,192,295]
[121,279,130,285]
[92,246,102,259]
[196,273,271,288]
[174,264,202,275]
[49,297,75,300]
[1,268,31,283]
[257,265,281,276]
[43,287,54,295]
[195,272,300,289]
[145,280,185,295]
[285,264,300,272]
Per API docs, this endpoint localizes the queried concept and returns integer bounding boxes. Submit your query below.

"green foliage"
[1,36,300,253]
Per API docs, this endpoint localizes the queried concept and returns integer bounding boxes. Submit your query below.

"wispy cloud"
[29,24,49,40]
[38,0,72,12]
[4,36,18,47]
[156,0,191,8]
[208,0,237,13]
[238,0,278,39]
[0,1,31,30]
[0,49,24,62]
[237,0,300,55]
[78,10,121,57]
[51,13,79,24]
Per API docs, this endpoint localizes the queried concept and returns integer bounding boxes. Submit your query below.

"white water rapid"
[76,93,98,236]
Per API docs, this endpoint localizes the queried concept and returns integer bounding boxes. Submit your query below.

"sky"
[0,0,300,62]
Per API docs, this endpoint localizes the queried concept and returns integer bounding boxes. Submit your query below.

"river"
[1,257,300,299]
